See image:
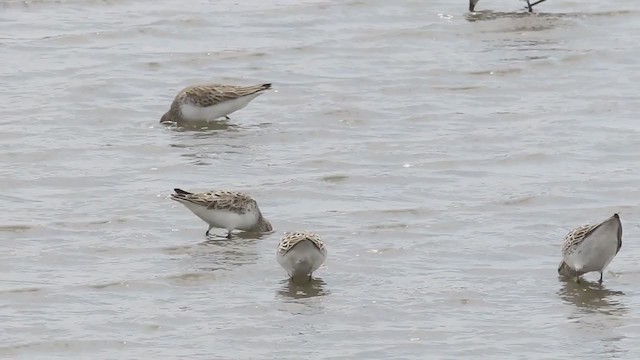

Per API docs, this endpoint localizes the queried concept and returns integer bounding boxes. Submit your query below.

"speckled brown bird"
[277,231,327,281]
[160,83,271,123]
[557,213,622,284]
[170,188,272,238]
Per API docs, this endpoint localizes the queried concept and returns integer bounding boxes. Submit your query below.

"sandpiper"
[469,0,548,12]
[170,188,272,238]
[277,232,327,282]
[160,83,271,123]
[558,213,622,284]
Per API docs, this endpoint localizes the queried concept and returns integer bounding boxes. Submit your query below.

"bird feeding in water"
[277,231,327,282]
[160,83,272,123]
[170,188,272,238]
[557,213,622,284]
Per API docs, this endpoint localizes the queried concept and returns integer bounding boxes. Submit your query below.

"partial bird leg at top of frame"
[526,0,547,12]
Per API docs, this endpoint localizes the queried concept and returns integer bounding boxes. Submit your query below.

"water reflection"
[557,277,626,315]
[463,10,574,64]
[465,11,573,24]
[464,10,575,39]
[165,120,250,165]
[466,9,640,24]
[277,278,328,300]
[162,119,239,132]
[163,234,266,272]
[466,11,534,23]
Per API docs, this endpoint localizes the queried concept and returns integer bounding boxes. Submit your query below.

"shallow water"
[2,0,640,358]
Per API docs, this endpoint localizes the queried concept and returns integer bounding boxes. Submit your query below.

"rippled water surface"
[3,0,640,358]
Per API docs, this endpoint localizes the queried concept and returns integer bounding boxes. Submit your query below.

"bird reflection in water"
[192,232,269,272]
[464,10,572,33]
[465,10,536,23]
[166,120,248,166]
[557,276,626,316]
[163,118,240,133]
[277,278,328,300]
[163,232,269,274]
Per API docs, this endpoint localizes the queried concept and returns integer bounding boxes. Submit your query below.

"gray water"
[2,0,640,358]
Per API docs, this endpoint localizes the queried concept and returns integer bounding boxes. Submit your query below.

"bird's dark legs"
[308,273,312,281]
[205,226,212,237]
[529,0,547,7]
[575,269,581,284]
[526,0,547,12]
[599,272,603,284]
[226,230,232,239]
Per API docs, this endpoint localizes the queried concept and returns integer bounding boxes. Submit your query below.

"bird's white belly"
[180,93,263,122]
[204,210,258,231]
[564,232,618,273]
[183,202,258,231]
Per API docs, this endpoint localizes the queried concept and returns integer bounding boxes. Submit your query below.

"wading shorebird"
[170,188,272,238]
[558,213,622,284]
[469,0,548,12]
[277,232,327,282]
[160,83,271,123]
